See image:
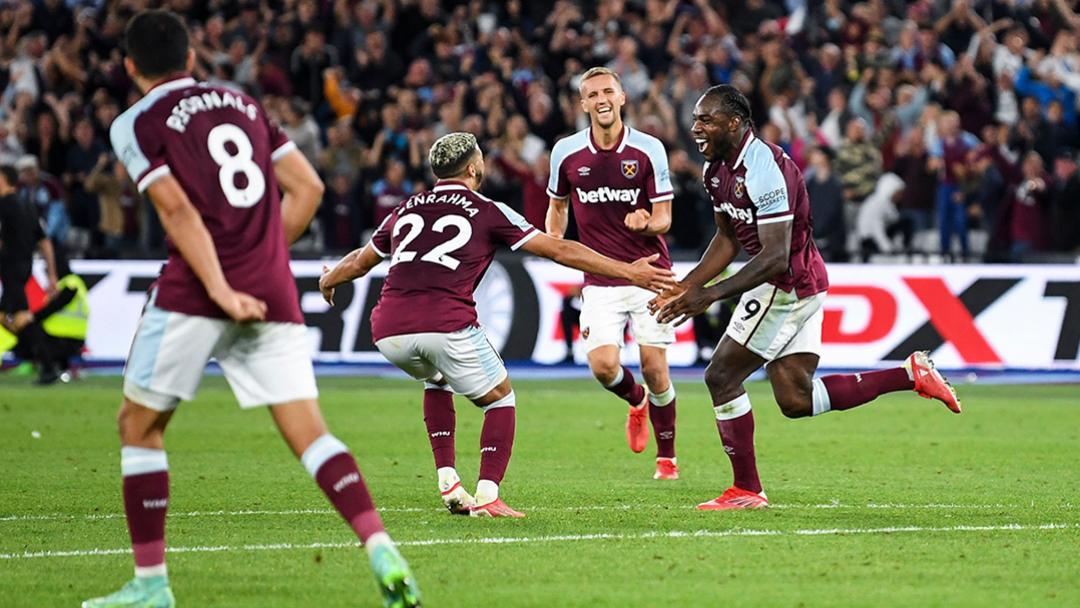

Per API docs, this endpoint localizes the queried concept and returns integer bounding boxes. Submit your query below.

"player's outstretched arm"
[545,197,569,238]
[654,217,791,325]
[521,232,676,293]
[145,175,267,322]
[677,211,740,289]
[319,243,383,306]
[274,148,325,245]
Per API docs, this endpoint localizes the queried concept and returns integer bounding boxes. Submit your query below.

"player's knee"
[116,398,166,446]
[704,362,735,397]
[588,358,621,385]
[775,392,812,419]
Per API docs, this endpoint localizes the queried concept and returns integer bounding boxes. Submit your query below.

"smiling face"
[579,73,625,130]
[690,94,743,162]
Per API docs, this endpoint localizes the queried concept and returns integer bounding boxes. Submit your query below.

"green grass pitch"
[1,375,1078,607]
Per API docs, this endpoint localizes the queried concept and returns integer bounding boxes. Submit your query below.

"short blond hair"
[579,66,622,93]
[429,132,479,178]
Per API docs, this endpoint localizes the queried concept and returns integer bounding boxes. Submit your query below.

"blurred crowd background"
[3,0,1080,263]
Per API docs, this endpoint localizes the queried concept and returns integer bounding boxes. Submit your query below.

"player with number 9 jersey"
[110,76,300,323]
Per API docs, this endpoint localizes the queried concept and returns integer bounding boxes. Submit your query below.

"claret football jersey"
[110,76,302,323]
[368,180,538,341]
[547,126,673,287]
[702,129,829,298]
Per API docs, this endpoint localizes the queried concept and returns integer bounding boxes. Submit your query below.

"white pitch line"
[0,502,1073,524]
[1,523,1076,561]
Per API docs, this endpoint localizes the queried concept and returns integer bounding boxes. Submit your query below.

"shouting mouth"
[695,137,709,154]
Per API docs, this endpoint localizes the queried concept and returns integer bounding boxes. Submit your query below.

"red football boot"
[626,395,650,454]
[469,498,525,518]
[696,486,769,510]
[904,351,962,413]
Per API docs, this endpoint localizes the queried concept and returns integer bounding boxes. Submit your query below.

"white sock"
[648,385,676,406]
[135,564,167,579]
[603,367,625,388]
[811,378,832,416]
[475,479,499,505]
[437,467,461,493]
[363,531,394,558]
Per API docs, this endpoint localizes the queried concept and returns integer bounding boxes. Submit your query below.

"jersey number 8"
[207,123,266,208]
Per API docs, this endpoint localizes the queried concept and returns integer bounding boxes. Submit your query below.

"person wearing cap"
[15,154,69,245]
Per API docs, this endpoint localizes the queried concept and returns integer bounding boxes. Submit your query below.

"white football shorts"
[123,297,318,411]
[580,285,675,352]
[724,282,826,361]
[375,324,507,400]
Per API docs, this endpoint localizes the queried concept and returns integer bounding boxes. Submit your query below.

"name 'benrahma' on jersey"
[368,180,538,342]
[547,126,673,288]
[703,130,829,299]
[109,76,301,323]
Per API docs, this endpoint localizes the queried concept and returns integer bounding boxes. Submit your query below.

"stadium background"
[1,0,1080,375]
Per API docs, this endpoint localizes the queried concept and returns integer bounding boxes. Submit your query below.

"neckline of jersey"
[146,75,197,95]
[587,125,629,154]
[732,129,756,169]
[432,180,470,192]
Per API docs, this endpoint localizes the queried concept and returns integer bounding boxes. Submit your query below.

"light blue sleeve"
[744,146,791,219]
[109,109,151,186]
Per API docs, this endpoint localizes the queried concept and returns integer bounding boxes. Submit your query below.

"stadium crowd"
[2,0,1080,262]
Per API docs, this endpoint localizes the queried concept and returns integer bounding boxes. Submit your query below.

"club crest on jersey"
[621,160,639,179]
[578,166,591,176]
[734,176,746,199]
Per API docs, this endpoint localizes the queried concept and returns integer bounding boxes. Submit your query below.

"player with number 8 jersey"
[88,10,421,608]
[110,73,299,322]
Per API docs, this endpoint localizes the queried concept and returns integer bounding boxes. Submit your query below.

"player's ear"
[185,48,196,73]
[123,56,137,80]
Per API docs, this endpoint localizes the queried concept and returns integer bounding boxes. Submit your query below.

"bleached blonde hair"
[429,132,480,178]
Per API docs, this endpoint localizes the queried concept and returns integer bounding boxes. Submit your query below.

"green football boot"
[369,544,421,608]
[82,575,175,608]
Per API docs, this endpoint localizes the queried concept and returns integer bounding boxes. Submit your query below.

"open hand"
[626,254,677,293]
[624,208,651,232]
[654,283,715,326]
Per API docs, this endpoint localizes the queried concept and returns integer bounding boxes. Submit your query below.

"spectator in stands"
[1006,151,1050,257]
[318,119,366,182]
[835,117,882,204]
[805,147,847,262]
[892,127,937,253]
[278,97,322,164]
[1049,149,1080,253]
[369,159,414,229]
[856,173,906,261]
[64,117,104,248]
[930,111,980,258]
[15,155,67,245]
[321,170,362,252]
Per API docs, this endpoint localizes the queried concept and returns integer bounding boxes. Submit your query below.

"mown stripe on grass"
[2,523,1077,560]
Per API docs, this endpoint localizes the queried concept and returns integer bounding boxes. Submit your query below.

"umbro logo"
[480,446,497,453]
[333,472,360,493]
[711,177,720,186]
[430,431,451,438]
[578,166,591,176]
[855,373,863,382]
[142,498,167,510]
